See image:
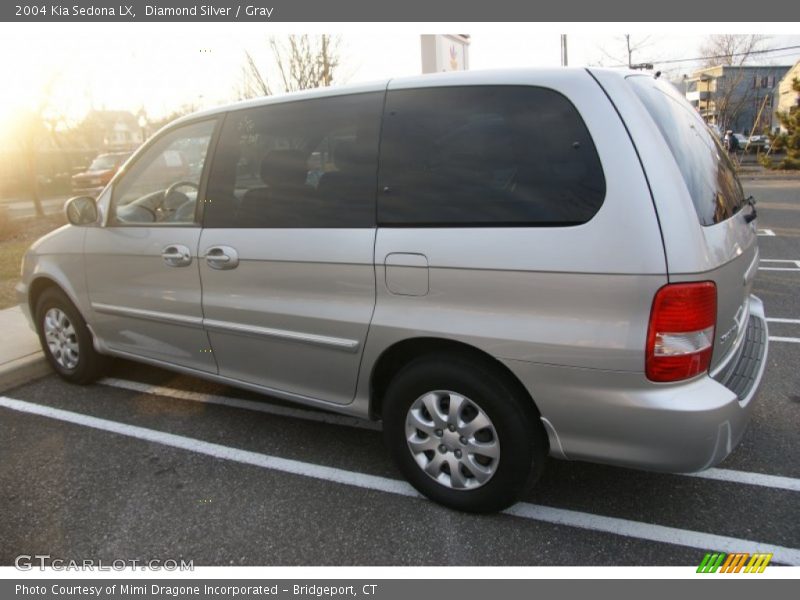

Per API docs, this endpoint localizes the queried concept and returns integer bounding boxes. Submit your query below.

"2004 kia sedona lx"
[18,69,768,512]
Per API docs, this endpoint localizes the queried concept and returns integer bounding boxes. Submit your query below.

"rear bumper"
[503,294,768,473]
[711,299,767,402]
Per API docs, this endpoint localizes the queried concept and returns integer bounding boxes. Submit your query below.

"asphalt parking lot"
[1,179,799,567]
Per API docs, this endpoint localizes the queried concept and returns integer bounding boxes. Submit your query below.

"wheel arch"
[28,276,69,316]
[28,275,93,344]
[369,337,543,426]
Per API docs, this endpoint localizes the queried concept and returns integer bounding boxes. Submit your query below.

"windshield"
[627,76,746,226]
[89,154,122,171]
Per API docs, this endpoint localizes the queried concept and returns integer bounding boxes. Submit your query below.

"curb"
[0,352,50,394]
[739,174,800,181]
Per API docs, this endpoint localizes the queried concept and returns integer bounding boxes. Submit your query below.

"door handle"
[204,245,239,270]
[161,244,192,267]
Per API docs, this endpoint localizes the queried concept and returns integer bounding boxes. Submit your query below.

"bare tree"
[239,34,342,100]
[697,35,772,132]
[597,34,655,68]
[240,50,272,98]
[699,34,768,68]
[12,112,46,217]
[8,81,64,217]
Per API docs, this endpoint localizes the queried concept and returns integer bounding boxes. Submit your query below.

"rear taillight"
[646,282,717,382]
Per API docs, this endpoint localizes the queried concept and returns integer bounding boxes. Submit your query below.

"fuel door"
[384,253,429,296]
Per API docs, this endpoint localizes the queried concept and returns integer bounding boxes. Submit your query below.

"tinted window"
[628,76,746,226]
[378,86,605,226]
[111,120,215,225]
[204,92,382,228]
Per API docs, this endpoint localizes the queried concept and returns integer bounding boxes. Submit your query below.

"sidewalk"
[737,164,800,181]
[0,196,67,220]
[0,305,50,392]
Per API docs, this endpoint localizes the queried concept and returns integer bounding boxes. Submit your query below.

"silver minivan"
[17,69,768,512]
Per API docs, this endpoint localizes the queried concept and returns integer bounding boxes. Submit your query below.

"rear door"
[198,91,384,405]
[624,75,758,370]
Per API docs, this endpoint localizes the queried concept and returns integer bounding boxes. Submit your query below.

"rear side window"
[377,86,606,227]
[204,92,383,228]
[627,76,746,226]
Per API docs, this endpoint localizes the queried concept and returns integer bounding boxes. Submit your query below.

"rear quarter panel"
[592,70,760,370]
[355,69,668,412]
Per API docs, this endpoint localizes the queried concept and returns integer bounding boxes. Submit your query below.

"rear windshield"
[627,76,746,226]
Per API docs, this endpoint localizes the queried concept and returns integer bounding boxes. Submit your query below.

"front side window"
[204,92,383,228]
[377,85,606,227]
[111,120,216,225]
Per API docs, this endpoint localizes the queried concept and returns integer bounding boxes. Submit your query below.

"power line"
[611,44,800,68]
[659,44,800,65]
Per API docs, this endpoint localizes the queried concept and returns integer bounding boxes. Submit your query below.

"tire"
[382,354,547,513]
[35,287,106,384]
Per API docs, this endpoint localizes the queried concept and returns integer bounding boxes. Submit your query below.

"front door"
[84,119,219,373]
[199,92,384,404]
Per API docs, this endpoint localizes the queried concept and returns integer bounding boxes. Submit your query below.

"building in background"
[77,110,145,152]
[685,64,791,134]
[774,60,800,133]
[421,35,470,74]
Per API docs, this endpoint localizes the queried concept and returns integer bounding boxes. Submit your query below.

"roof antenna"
[654,71,662,79]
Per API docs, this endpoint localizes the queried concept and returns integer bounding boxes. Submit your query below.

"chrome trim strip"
[202,318,360,352]
[92,303,360,351]
[91,303,204,329]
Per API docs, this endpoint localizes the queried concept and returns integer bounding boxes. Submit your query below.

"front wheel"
[382,355,547,513]
[35,287,106,384]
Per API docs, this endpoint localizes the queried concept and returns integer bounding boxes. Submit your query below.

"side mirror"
[64,196,98,226]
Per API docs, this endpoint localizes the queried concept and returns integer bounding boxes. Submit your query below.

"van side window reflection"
[111,120,215,225]
[204,92,383,228]
[627,76,747,226]
[378,86,606,227]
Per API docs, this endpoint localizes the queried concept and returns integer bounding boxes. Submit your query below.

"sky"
[0,23,798,133]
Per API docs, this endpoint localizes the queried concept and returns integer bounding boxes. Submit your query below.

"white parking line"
[758,229,776,236]
[100,377,800,494]
[759,259,800,271]
[769,336,800,344]
[765,320,800,343]
[1,395,798,565]
[767,318,800,344]
[685,468,800,493]
[99,378,381,431]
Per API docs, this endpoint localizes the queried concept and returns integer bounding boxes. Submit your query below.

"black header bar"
[2,0,799,22]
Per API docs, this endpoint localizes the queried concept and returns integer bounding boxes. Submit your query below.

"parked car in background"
[71,152,131,196]
[747,135,770,153]
[733,133,749,150]
[18,69,768,513]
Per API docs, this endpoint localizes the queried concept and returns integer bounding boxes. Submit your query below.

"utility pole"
[321,34,331,86]
[560,34,568,67]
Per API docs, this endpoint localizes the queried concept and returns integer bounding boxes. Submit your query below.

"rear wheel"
[382,354,547,513]
[35,287,106,384]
